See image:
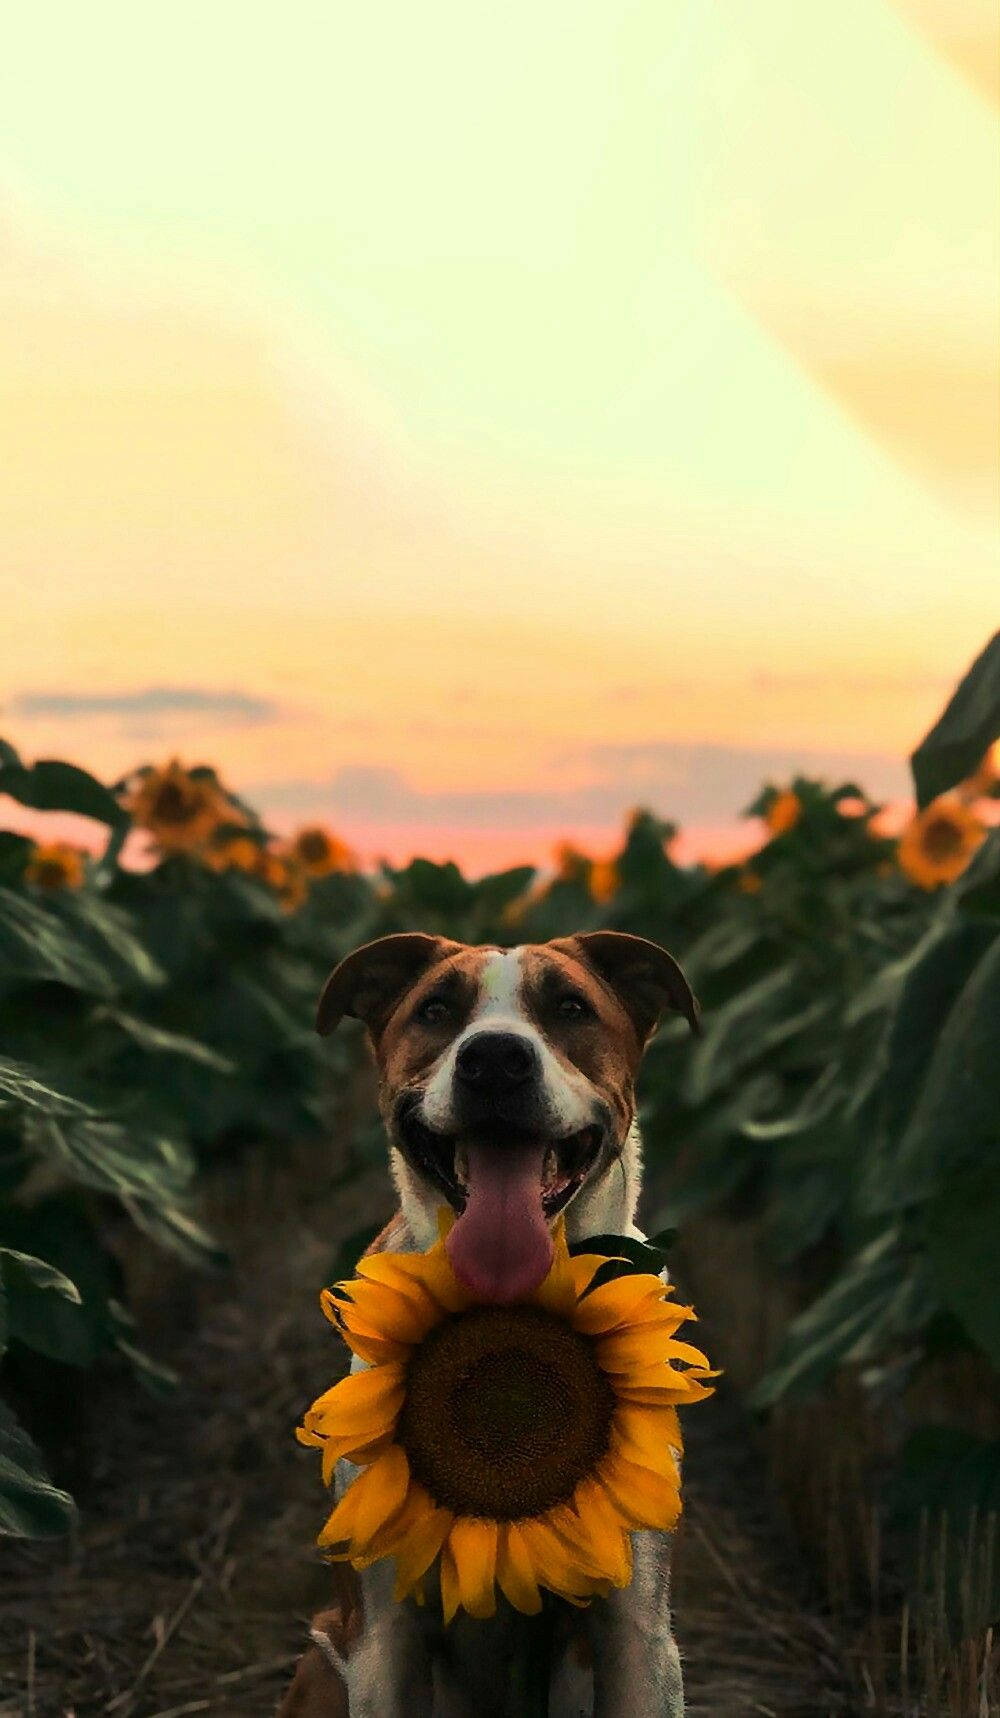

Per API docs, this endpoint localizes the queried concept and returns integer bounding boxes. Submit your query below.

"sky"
[1,0,997,871]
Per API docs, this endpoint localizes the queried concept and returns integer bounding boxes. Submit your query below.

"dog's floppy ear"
[556,930,701,1042]
[316,933,463,1038]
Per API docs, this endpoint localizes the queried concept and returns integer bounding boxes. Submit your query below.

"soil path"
[0,1152,856,1718]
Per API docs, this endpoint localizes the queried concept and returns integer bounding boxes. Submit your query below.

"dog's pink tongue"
[445,1142,553,1303]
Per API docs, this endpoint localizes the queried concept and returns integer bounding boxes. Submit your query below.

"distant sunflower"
[552,842,590,887]
[589,859,619,904]
[25,842,86,891]
[736,866,763,895]
[290,826,357,878]
[297,1215,715,1623]
[203,834,264,875]
[253,848,308,911]
[764,789,802,836]
[897,798,985,889]
[124,759,231,853]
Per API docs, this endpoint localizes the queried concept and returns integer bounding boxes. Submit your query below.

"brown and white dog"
[281,930,701,1718]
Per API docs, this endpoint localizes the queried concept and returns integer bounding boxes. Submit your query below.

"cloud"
[247,740,912,832]
[750,669,953,696]
[9,685,283,731]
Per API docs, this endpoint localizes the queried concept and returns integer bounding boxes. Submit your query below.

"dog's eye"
[417,997,451,1026]
[557,994,590,1020]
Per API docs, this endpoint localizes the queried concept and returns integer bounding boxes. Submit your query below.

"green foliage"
[1,628,998,1546]
[910,630,1000,808]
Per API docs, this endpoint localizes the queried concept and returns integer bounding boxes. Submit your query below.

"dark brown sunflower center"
[297,830,330,863]
[153,781,202,825]
[398,1305,614,1520]
[921,815,963,863]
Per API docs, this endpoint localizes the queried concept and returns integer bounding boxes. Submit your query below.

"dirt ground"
[0,1146,860,1718]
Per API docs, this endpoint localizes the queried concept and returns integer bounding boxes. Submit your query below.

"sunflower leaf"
[570,1231,675,1288]
[0,1399,77,1539]
[910,631,1000,808]
[0,757,127,828]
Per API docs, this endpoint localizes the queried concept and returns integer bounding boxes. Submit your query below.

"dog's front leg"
[340,1558,434,1718]
[586,1531,683,1718]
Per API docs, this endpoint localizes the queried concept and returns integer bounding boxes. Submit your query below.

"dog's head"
[317,932,699,1302]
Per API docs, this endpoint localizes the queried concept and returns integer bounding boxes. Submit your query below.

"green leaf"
[0,1198,119,1366]
[570,1230,677,1295]
[924,1165,1000,1364]
[910,631,1000,808]
[750,1229,936,1407]
[889,932,1000,1204]
[0,887,118,996]
[742,1063,841,1141]
[0,1248,82,1305]
[0,1399,77,1539]
[952,828,1000,921]
[48,891,164,989]
[92,1006,235,1071]
[121,1197,228,1271]
[686,967,825,1106]
[0,1056,91,1121]
[0,757,127,827]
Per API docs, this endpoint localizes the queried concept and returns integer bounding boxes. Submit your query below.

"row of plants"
[0,636,998,1635]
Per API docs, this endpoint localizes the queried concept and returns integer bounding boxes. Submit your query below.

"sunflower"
[764,788,802,836]
[897,797,985,889]
[552,842,590,887]
[736,866,763,895]
[124,759,231,852]
[297,1214,715,1624]
[203,833,265,875]
[290,825,357,877]
[252,847,309,911]
[25,842,86,891]
[589,859,619,904]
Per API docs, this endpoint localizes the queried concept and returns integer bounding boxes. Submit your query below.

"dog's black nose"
[455,1031,539,1092]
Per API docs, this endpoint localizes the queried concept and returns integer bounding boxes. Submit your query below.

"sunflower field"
[2,633,999,1705]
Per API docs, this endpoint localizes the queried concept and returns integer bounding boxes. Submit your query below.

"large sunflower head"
[896,797,985,889]
[297,1216,716,1624]
[123,759,232,853]
[25,842,86,891]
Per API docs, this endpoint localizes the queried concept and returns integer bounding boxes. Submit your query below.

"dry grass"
[0,1140,859,1718]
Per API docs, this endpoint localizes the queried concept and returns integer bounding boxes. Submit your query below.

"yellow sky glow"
[1,0,997,868]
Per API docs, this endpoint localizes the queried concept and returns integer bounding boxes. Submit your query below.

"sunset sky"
[2,1,997,870]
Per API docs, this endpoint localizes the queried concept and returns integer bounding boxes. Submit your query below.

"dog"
[279,929,701,1718]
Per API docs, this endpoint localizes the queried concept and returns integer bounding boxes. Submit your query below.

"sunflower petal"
[567,1252,616,1299]
[317,1446,411,1554]
[356,1246,471,1315]
[518,1517,602,1597]
[596,1449,682,1533]
[530,1218,577,1317]
[447,1518,499,1619]
[558,1482,633,1588]
[496,1524,543,1615]
[391,1495,454,1600]
[328,1278,439,1344]
[303,1363,407,1438]
[610,1403,682,1469]
[571,1274,678,1335]
[596,1322,710,1373]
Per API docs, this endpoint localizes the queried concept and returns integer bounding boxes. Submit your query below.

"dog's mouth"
[394,1093,606,1222]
